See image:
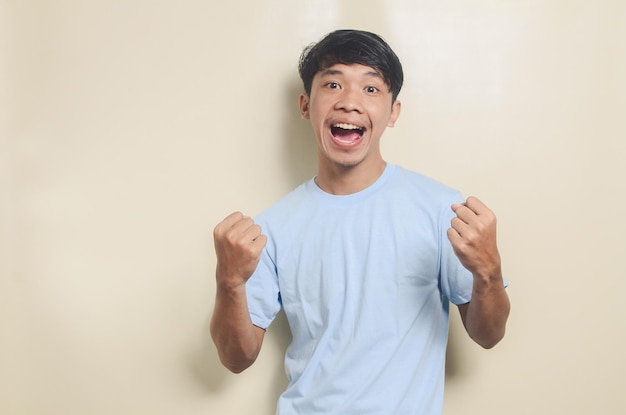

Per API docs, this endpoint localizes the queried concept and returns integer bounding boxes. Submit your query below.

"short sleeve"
[438,193,474,305]
[245,246,282,330]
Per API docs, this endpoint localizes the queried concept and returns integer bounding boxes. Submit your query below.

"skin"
[298,64,401,195]
[450,197,510,348]
[211,63,509,373]
[211,212,266,373]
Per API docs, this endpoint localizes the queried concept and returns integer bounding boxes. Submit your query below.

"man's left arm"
[448,196,510,349]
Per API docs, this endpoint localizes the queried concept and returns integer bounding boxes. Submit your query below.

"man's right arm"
[210,212,267,373]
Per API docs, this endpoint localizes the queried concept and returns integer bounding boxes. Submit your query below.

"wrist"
[216,261,249,283]
[216,280,247,301]
[215,269,247,293]
[472,267,504,293]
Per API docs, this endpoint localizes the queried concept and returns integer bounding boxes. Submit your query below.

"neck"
[315,159,387,195]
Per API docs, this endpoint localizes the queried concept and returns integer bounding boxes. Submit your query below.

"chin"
[329,154,367,169]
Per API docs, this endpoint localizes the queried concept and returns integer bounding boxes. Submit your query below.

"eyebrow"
[319,68,384,79]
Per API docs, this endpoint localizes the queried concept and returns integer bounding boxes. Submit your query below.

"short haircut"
[298,29,404,102]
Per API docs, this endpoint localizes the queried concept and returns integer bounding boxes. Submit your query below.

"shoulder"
[389,165,463,204]
[254,180,315,231]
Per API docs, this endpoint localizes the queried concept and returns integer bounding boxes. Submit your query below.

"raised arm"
[210,212,267,373]
[447,196,510,349]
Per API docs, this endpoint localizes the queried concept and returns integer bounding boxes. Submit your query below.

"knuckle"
[463,231,479,246]
[474,221,486,233]
[234,237,248,249]
[244,244,260,259]
[213,224,225,239]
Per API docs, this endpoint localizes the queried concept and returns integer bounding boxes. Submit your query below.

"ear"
[387,100,402,127]
[299,93,311,119]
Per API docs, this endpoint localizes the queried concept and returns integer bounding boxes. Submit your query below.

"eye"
[325,82,340,89]
[365,86,379,94]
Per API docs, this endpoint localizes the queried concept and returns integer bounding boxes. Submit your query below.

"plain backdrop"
[1,0,625,414]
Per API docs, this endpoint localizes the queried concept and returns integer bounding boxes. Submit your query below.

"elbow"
[211,332,260,374]
[480,341,498,350]
[210,323,261,374]
[473,327,506,349]
[212,343,258,374]
[477,338,501,350]
[227,365,247,374]
[221,355,256,374]
[467,298,510,349]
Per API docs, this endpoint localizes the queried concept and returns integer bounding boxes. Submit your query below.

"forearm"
[210,281,263,373]
[448,197,510,348]
[461,270,510,349]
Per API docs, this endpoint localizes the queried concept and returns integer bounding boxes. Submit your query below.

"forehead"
[315,63,384,81]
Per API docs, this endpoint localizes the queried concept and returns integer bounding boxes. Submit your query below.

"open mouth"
[330,123,365,144]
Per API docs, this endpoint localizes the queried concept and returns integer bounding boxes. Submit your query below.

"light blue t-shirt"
[246,164,473,415]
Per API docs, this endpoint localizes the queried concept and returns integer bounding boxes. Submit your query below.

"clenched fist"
[447,196,501,280]
[213,212,267,287]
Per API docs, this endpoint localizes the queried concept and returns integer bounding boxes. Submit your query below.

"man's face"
[299,63,401,171]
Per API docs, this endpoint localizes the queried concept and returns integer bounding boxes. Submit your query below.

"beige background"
[1,0,625,414]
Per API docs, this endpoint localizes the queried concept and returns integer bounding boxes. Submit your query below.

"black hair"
[298,29,404,102]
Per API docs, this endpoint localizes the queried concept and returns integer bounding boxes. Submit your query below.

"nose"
[334,87,363,113]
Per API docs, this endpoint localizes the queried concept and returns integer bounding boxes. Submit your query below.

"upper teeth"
[333,123,361,130]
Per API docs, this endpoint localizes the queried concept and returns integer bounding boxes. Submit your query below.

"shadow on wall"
[445,308,475,382]
[280,76,318,190]
[185,318,230,392]
[185,312,291,406]
[186,75,313,396]
[184,312,290,395]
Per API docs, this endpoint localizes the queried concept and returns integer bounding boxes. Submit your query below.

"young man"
[211,30,510,415]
